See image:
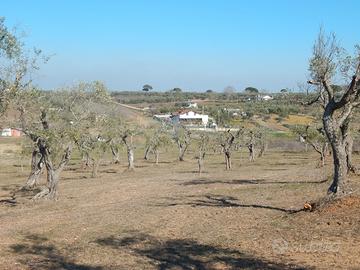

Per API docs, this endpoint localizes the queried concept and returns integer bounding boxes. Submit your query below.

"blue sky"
[2,0,360,92]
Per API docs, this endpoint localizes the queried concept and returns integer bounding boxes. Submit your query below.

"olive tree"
[247,131,256,162]
[144,124,171,164]
[194,132,210,174]
[172,124,191,161]
[256,127,268,158]
[307,29,360,195]
[1,17,48,189]
[0,16,21,114]
[75,130,110,178]
[292,125,328,167]
[121,127,139,170]
[101,115,141,171]
[0,17,48,116]
[15,82,109,199]
[109,137,123,164]
[218,128,243,170]
[244,127,268,161]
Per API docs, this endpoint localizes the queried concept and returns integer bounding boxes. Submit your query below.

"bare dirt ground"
[1,138,360,270]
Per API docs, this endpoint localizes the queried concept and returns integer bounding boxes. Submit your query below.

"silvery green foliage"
[0,17,48,115]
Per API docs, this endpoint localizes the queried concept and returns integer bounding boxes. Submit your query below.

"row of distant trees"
[142,84,346,95]
[141,84,290,94]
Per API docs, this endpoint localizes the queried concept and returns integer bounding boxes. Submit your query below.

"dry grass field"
[1,137,360,270]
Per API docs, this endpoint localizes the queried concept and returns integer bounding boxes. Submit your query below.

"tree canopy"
[142,84,153,92]
[244,87,259,94]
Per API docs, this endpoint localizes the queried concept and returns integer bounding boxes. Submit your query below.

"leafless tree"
[247,131,255,162]
[218,128,242,170]
[307,29,360,195]
[256,128,268,158]
[195,132,210,174]
[293,125,329,167]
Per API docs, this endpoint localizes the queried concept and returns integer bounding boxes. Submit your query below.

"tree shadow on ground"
[0,198,17,206]
[95,231,312,270]
[0,183,21,191]
[155,194,304,214]
[0,184,39,207]
[9,234,103,270]
[180,178,328,186]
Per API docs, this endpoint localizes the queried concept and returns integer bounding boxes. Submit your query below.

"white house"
[171,110,209,126]
[261,95,273,101]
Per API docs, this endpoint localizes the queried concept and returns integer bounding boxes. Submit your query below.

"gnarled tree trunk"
[198,157,204,174]
[23,150,44,189]
[258,141,267,158]
[154,149,159,165]
[110,145,120,164]
[81,151,90,168]
[144,145,151,160]
[248,132,255,162]
[341,119,357,173]
[178,143,188,161]
[33,143,72,200]
[122,133,135,170]
[224,150,231,170]
[127,147,135,170]
[248,143,255,162]
[91,158,101,178]
[323,111,350,195]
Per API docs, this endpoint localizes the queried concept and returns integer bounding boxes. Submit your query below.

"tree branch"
[334,62,360,109]
[301,94,321,106]
[56,144,73,172]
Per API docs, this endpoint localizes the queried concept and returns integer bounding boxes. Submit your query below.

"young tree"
[244,127,268,161]
[307,29,360,195]
[121,128,139,170]
[293,125,328,167]
[76,133,110,178]
[195,132,210,174]
[172,124,191,161]
[256,128,268,158]
[247,131,255,162]
[218,128,242,170]
[109,138,122,164]
[144,124,171,164]
[101,114,140,171]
